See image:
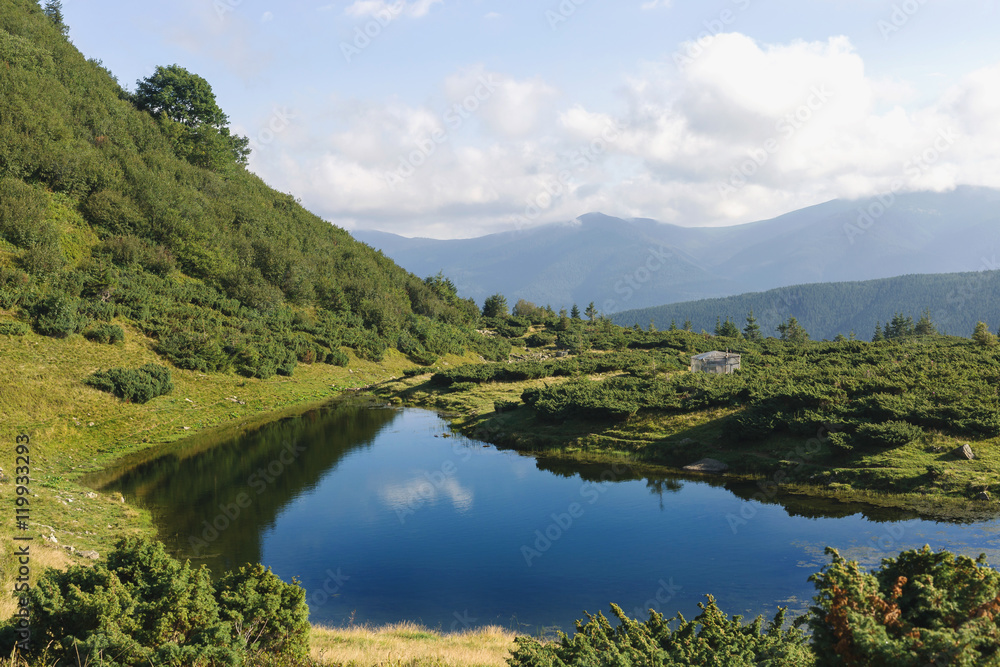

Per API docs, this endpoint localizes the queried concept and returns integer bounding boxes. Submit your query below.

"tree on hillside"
[973,321,996,348]
[715,316,741,338]
[872,321,884,342]
[683,319,693,332]
[885,312,915,339]
[513,298,545,321]
[915,309,937,336]
[481,293,508,319]
[43,0,68,35]
[133,65,250,168]
[743,310,762,341]
[776,316,808,343]
[570,304,581,320]
[585,301,597,322]
[424,271,457,300]
[668,319,677,331]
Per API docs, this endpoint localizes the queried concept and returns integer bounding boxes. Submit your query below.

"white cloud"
[345,0,443,19]
[260,11,273,23]
[641,0,671,8]
[251,34,1000,237]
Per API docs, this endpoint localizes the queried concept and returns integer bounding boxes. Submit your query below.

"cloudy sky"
[65,0,1000,238]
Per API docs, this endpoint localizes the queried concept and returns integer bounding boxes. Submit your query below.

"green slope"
[0,0,505,379]
[611,271,1000,340]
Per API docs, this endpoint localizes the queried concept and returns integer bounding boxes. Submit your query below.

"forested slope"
[612,270,1000,341]
[0,0,504,380]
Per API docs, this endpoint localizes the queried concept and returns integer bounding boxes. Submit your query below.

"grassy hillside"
[611,270,1000,340]
[0,0,506,392]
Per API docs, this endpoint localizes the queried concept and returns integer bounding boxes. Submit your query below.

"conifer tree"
[872,321,884,342]
[915,309,937,336]
[43,0,68,35]
[743,310,762,341]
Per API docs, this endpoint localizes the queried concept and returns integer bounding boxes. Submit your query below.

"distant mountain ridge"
[609,270,1000,341]
[354,187,1000,313]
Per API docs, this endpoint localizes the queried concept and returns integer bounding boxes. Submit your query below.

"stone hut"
[690,350,741,374]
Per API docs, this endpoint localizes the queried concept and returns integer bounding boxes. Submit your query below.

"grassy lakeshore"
[310,623,517,667]
[372,338,1000,522]
[0,322,484,622]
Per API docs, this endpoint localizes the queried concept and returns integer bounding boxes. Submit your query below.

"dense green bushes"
[0,320,29,335]
[510,546,1000,667]
[808,546,1000,665]
[85,363,173,403]
[510,598,812,667]
[1,537,309,667]
[84,322,124,343]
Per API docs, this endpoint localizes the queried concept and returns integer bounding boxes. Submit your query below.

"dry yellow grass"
[310,622,517,667]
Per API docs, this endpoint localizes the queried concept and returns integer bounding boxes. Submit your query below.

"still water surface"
[91,399,1000,631]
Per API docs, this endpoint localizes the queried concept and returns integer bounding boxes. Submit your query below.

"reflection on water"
[90,400,1000,631]
[91,398,398,574]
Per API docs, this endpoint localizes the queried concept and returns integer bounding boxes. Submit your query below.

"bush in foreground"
[1,537,310,667]
[509,597,813,667]
[511,546,1000,666]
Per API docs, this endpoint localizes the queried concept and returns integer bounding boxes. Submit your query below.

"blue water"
[100,403,1000,632]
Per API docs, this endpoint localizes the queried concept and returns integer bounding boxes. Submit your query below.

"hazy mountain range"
[354,186,1000,314]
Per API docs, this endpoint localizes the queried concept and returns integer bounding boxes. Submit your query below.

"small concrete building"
[691,350,741,374]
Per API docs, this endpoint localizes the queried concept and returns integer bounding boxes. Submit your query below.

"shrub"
[525,331,555,348]
[84,323,125,344]
[809,546,1000,666]
[403,366,435,377]
[854,420,924,449]
[6,537,236,666]
[31,294,88,337]
[215,564,310,660]
[2,537,309,667]
[157,331,231,372]
[85,364,173,403]
[509,598,813,667]
[494,399,520,413]
[0,178,53,248]
[325,349,350,367]
[449,381,476,392]
[0,321,29,336]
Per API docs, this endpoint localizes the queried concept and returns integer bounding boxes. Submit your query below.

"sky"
[62,0,1000,238]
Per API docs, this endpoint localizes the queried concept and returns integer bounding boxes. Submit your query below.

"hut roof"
[691,350,739,360]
